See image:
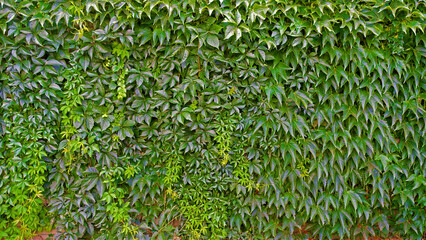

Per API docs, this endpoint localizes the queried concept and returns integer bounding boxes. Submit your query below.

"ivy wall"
[1,0,426,239]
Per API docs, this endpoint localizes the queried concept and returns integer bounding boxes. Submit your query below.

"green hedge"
[1,0,426,239]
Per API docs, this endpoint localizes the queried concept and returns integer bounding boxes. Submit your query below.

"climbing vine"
[1,1,426,240]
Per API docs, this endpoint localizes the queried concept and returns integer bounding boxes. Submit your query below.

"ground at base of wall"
[31,230,404,240]
[31,230,57,240]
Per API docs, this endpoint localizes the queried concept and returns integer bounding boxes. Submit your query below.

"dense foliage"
[1,0,426,239]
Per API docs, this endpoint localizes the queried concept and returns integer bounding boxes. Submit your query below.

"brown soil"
[31,230,57,240]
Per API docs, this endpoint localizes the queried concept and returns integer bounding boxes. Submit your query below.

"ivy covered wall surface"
[1,0,426,239]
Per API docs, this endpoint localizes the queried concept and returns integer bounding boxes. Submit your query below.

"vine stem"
[197,40,201,78]
[152,207,181,238]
